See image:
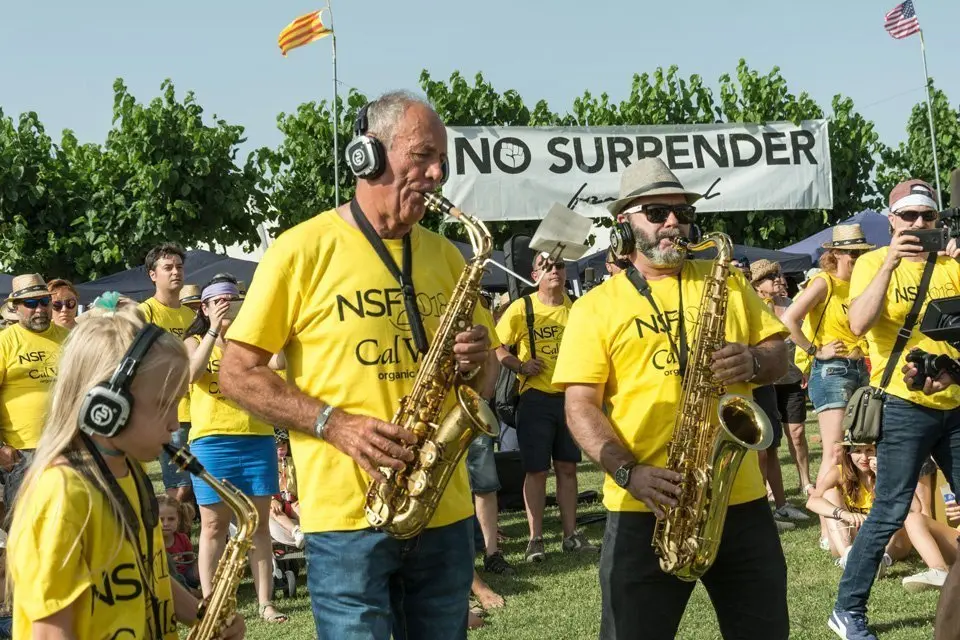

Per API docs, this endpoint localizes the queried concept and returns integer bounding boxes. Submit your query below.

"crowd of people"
[1,88,959,640]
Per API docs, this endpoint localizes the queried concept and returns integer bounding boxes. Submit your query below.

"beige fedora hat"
[179,284,202,306]
[607,157,702,217]
[821,224,876,251]
[7,273,52,303]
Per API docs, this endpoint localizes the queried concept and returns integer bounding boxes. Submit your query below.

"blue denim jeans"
[835,395,960,614]
[304,518,474,640]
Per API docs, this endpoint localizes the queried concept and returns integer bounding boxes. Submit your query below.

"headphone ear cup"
[345,135,385,180]
[609,222,635,258]
[78,383,132,438]
[439,157,450,186]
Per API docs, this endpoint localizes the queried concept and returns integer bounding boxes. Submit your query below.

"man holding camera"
[830,179,960,640]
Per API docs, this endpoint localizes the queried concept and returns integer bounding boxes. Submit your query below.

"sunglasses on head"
[895,209,938,223]
[52,299,77,311]
[20,298,50,310]
[624,203,697,225]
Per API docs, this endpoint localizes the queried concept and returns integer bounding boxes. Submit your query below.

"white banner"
[442,121,833,221]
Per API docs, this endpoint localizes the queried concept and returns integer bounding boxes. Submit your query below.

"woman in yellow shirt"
[782,225,874,541]
[6,296,244,639]
[184,275,287,624]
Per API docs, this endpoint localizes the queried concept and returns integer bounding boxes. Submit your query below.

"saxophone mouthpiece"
[163,443,205,477]
[423,192,462,220]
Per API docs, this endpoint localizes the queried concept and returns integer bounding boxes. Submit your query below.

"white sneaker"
[774,504,811,521]
[292,526,305,549]
[876,553,893,579]
[903,567,948,593]
[775,519,796,533]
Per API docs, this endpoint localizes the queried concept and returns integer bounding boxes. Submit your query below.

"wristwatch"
[613,461,637,488]
[806,344,817,357]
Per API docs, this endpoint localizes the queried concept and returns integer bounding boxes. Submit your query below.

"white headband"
[890,193,938,213]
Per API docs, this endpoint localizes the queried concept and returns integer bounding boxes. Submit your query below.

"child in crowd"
[807,432,956,591]
[270,433,303,548]
[158,494,201,595]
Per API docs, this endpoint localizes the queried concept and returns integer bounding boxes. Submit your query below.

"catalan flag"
[278,10,332,56]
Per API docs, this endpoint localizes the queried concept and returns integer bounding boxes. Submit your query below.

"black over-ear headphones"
[345,101,450,185]
[78,323,166,438]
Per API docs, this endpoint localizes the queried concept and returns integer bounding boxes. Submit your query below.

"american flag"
[884,1,921,40]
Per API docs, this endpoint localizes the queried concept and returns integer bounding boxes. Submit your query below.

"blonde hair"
[156,494,195,535]
[819,249,839,275]
[6,305,188,604]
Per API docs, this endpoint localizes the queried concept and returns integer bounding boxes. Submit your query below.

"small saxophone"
[163,444,258,640]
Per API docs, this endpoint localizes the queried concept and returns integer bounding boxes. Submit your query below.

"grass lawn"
[157,414,943,639]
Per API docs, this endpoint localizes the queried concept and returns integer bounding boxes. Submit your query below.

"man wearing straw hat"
[554,157,790,639]
[0,274,68,508]
[831,179,960,639]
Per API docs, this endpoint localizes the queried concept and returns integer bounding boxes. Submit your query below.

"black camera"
[907,290,960,389]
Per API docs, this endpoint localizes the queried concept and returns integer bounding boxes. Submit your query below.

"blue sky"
[2,0,957,159]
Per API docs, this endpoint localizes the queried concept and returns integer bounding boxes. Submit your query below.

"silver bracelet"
[314,405,335,441]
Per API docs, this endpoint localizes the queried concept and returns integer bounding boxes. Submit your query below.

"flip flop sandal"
[259,602,289,623]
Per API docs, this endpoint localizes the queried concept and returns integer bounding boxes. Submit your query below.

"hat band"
[621,180,686,201]
[10,284,50,299]
[181,295,201,303]
[831,237,868,247]
[891,193,938,213]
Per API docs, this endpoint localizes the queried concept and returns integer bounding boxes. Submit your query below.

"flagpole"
[919,27,943,209]
[327,1,341,207]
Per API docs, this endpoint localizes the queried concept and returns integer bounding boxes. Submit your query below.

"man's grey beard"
[634,225,685,268]
[25,315,50,332]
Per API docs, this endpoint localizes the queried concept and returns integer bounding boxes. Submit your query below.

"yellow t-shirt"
[188,338,273,441]
[849,248,960,409]
[139,297,195,422]
[496,294,572,394]
[836,465,875,514]
[805,273,861,351]
[0,323,68,449]
[226,209,499,533]
[552,262,788,513]
[11,465,178,639]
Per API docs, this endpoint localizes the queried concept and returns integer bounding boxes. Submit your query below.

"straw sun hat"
[821,224,876,251]
[5,273,51,304]
[607,157,702,217]
[749,259,781,285]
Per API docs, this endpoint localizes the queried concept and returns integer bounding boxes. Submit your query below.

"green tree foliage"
[877,83,960,207]
[0,79,268,281]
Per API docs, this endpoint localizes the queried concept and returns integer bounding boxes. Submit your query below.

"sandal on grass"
[259,602,288,623]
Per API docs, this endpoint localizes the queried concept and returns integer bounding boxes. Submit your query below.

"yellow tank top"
[188,338,273,441]
[837,464,874,514]
[807,273,861,352]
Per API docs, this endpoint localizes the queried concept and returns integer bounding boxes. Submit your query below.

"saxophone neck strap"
[625,265,687,380]
[350,199,428,354]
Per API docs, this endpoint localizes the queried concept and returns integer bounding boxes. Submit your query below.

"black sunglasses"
[895,210,938,223]
[20,298,50,310]
[537,261,566,272]
[625,203,698,225]
[52,299,77,311]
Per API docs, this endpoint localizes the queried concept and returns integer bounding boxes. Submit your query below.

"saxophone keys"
[419,440,440,467]
[413,421,429,438]
[407,469,429,496]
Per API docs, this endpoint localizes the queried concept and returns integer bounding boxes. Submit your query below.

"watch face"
[615,466,630,488]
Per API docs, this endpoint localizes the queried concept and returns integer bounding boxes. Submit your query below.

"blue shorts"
[160,423,193,490]
[189,435,279,506]
[808,358,869,413]
[466,434,500,494]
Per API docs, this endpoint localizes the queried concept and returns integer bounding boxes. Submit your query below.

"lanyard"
[625,265,687,379]
[349,199,428,354]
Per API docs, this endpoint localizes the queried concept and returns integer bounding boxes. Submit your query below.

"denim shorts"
[189,435,279,506]
[808,358,868,413]
[466,434,500,494]
[159,423,193,490]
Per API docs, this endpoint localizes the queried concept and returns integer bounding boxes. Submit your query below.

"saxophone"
[364,192,499,539]
[650,232,774,581]
[163,444,258,639]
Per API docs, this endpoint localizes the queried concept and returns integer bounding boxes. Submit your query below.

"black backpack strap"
[523,295,536,359]
[879,253,937,390]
